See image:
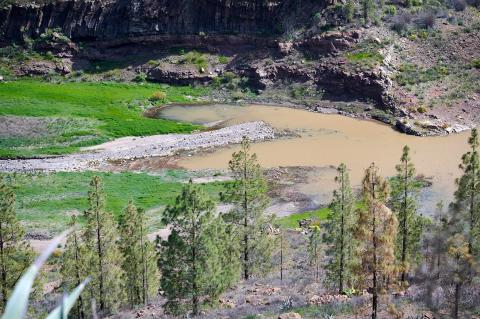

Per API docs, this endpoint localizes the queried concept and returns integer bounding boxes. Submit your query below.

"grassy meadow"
[0,80,209,158]
[276,207,330,229]
[4,171,227,235]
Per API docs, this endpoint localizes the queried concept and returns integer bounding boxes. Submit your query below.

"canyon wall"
[0,0,323,42]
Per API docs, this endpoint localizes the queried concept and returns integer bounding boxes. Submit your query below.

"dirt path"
[0,121,274,172]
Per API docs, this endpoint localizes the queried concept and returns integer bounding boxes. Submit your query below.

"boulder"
[278,312,302,319]
[278,41,294,55]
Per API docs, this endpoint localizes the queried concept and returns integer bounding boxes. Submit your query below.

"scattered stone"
[278,312,302,319]
[308,294,348,305]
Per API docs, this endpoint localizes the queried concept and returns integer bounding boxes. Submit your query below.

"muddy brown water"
[160,104,470,215]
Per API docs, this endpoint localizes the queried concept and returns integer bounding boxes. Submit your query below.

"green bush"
[133,72,147,83]
[472,59,480,69]
[218,55,230,64]
[384,5,397,15]
[180,50,208,72]
[149,90,167,102]
[396,64,449,86]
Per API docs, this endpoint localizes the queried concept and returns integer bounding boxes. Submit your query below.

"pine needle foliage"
[222,137,275,280]
[354,163,398,319]
[389,146,423,282]
[0,178,35,312]
[83,176,124,316]
[324,163,357,293]
[453,128,480,256]
[118,201,159,307]
[60,214,88,319]
[159,181,240,316]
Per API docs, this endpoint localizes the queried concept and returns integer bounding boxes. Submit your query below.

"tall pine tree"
[390,145,423,283]
[324,163,357,293]
[222,137,275,280]
[0,178,35,312]
[61,214,88,319]
[445,234,474,319]
[119,201,159,307]
[83,176,124,315]
[354,163,398,319]
[160,181,239,316]
[453,128,480,256]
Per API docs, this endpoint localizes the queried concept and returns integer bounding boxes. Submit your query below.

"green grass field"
[3,171,226,235]
[276,207,330,229]
[0,80,209,158]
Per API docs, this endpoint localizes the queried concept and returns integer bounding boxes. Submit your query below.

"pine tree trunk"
[95,206,105,311]
[371,175,378,319]
[243,155,249,281]
[140,221,148,304]
[469,188,474,256]
[454,282,461,319]
[340,168,345,293]
[280,236,283,281]
[401,160,408,282]
[91,182,106,312]
[191,204,199,316]
[73,232,85,319]
[0,226,8,309]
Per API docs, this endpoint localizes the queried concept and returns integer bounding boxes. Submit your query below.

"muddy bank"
[0,121,274,172]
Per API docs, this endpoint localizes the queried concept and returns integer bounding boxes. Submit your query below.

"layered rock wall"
[0,0,322,42]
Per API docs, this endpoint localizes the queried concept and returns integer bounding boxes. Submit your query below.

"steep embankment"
[0,0,322,42]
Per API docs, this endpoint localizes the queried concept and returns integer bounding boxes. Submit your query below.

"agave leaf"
[1,230,71,319]
[45,277,91,319]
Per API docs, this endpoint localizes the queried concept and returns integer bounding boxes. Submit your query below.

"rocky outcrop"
[146,63,218,85]
[296,30,361,56]
[0,0,325,43]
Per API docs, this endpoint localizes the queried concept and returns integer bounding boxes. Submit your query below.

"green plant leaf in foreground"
[1,230,70,319]
[45,277,91,319]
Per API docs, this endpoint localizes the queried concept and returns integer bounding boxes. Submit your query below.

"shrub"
[472,59,480,69]
[453,0,467,10]
[149,90,167,102]
[180,50,208,72]
[133,72,147,83]
[416,10,437,29]
[396,64,449,85]
[384,5,397,15]
[417,106,427,113]
[147,59,159,66]
[231,90,245,100]
[218,55,230,64]
[392,12,412,34]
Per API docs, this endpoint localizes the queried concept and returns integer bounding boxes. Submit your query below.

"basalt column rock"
[0,0,326,43]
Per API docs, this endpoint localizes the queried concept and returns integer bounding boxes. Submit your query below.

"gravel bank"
[0,121,274,172]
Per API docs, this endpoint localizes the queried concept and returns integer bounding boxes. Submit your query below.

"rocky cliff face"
[0,0,323,43]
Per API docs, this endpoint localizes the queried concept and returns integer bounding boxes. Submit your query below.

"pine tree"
[83,176,124,315]
[61,214,88,319]
[445,234,474,319]
[354,163,398,319]
[308,226,322,282]
[362,0,374,23]
[118,201,159,307]
[324,163,356,293]
[390,145,423,283]
[453,128,480,256]
[345,0,355,22]
[160,181,240,316]
[0,178,35,312]
[222,136,275,280]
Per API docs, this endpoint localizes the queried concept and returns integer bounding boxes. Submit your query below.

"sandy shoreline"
[0,121,274,172]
